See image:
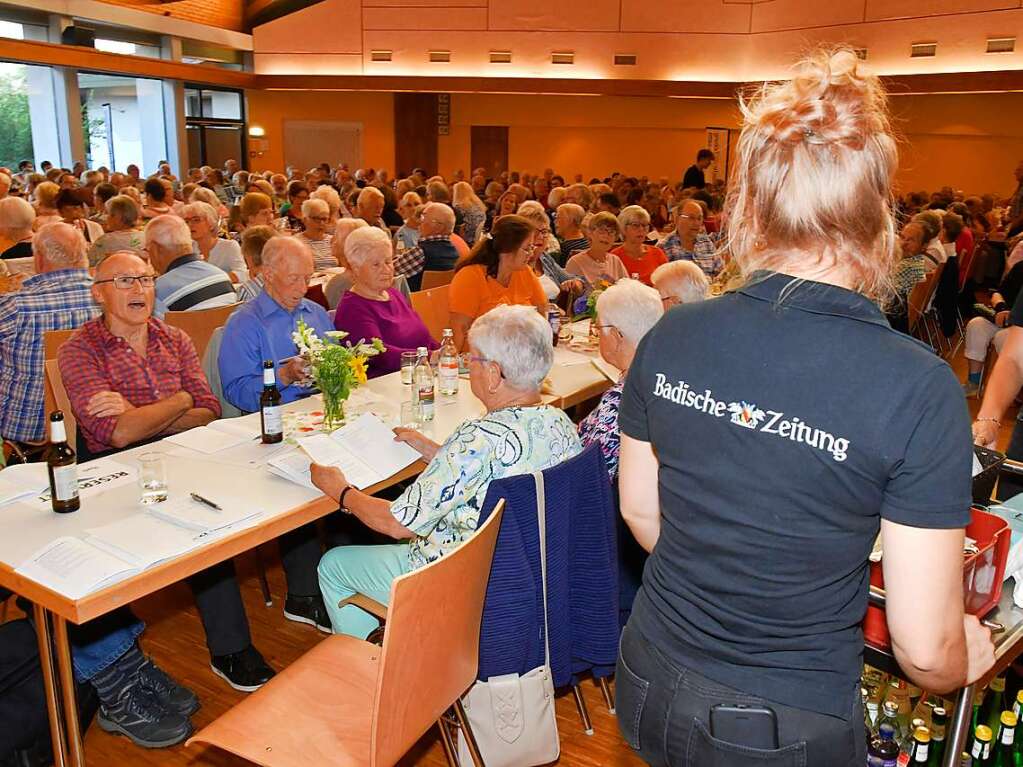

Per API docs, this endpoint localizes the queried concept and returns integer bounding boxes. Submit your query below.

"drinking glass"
[400,400,421,429]
[138,452,168,505]
[400,351,418,385]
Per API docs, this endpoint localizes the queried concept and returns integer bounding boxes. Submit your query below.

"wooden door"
[394,93,438,177]
[471,126,509,179]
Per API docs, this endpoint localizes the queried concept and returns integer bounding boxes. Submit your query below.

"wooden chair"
[42,330,79,446]
[164,303,239,361]
[188,501,506,767]
[420,269,455,290]
[410,284,451,343]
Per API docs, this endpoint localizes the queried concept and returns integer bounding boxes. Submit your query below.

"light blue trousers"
[317,544,411,638]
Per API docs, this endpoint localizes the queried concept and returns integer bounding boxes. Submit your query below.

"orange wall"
[247,88,1023,197]
[244,89,395,173]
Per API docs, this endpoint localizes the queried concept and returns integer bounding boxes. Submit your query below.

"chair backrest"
[370,501,505,767]
[409,284,450,342]
[44,329,76,364]
[202,326,242,419]
[164,303,239,362]
[907,266,941,332]
[44,359,76,448]
[420,269,454,291]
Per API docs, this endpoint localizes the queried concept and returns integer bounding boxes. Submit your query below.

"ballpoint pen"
[190,492,222,511]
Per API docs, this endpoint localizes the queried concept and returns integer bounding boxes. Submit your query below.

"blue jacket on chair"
[477,444,619,687]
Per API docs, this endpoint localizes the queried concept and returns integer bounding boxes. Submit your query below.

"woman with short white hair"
[332,226,436,378]
[310,184,349,228]
[312,303,583,637]
[296,198,337,270]
[650,260,709,308]
[578,278,663,481]
[182,201,247,283]
[611,205,667,285]
[0,196,36,260]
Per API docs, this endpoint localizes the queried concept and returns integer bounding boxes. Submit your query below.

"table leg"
[52,614,85,767]
[944,683,975,767]
[32,603,67,767]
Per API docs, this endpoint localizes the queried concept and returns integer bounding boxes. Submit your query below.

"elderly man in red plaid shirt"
[58,251,221,457]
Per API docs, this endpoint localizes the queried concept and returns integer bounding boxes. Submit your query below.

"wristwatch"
[338,485,354,513]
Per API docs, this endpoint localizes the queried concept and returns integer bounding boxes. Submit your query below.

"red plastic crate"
[864,508,1011,651]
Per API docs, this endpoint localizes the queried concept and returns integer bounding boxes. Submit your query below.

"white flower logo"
[728,401,766,430]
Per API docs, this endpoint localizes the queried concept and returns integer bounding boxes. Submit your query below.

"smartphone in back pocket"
[709,704,779,749]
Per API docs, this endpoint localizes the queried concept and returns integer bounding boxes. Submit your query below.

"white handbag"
[458,470,561,767]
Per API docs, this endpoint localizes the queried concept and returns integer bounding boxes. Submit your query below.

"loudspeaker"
[60,26,95,48]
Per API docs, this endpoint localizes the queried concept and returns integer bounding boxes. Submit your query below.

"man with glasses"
[657,199,723,277]
[392,201,458,291]
[145,214,237,316]
[0,222,99,450]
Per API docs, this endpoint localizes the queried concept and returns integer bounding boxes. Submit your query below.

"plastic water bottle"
[438,329,459,396]
[413,346,435,421]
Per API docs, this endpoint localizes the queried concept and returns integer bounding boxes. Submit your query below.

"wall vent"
[551,51,574,65]
[489,50,512,63]
[370,50,392,62]
[910,42,937,58]
[614,53,637,66]
[429,50,450,63]
[987,37,1016,54]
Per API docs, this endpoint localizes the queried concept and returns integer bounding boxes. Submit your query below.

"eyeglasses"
[677,214,703,222]
[592,323,620,334]
[94,275,156,290]
[308,216,330,223]
[625,222,649,230]
[183,216,206,225]
[536,229,551,237]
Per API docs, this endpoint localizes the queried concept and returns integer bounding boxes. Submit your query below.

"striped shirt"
[155,255,237,317]
[295,233,338,270]
[0,270,100,442]
[658,231,724,277]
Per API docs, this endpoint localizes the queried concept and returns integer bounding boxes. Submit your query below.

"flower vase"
[322,392,346,431]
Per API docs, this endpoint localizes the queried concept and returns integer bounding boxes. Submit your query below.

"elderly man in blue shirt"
[219,236,333,413]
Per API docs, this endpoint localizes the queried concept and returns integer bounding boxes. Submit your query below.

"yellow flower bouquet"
[292,319,384,429]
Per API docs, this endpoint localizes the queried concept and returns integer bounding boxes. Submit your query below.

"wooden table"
[0,359,609,766]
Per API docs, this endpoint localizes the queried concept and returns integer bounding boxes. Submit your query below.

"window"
[0,62,62,170]
[184,85,246,169]
[78,72,167,174]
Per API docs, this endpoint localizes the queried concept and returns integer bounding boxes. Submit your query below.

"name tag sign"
[29,459,138,509]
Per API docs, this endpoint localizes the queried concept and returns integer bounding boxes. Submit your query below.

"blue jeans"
[317,544,411,638]
[68,608,144,683]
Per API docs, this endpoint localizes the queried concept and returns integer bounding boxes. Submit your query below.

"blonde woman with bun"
[615,47,994,767]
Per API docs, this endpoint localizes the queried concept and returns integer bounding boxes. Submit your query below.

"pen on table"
[190,492,222,511]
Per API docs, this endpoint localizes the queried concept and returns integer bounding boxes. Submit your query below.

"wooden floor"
[26,338,1017,767]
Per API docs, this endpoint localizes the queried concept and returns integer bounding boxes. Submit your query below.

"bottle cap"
[977,724,993,741]
[914,727,931,743]
[1017,689,1023,704]
[883,701,899,715]
[263,359,274,369]
[934,706,947,717]
[49,410,64,422]
[417,346,428,355]
[1001,711,1018,726]
[912,718,926,731]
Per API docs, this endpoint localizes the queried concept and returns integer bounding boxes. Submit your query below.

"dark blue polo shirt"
[619,272,973,719]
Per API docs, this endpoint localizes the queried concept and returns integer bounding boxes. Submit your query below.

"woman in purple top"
[334,227,437,377]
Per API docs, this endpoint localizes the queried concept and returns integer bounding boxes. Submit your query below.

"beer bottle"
[985,678,1008,735]
[46,410,79,513]
[928,706,948,767]
[260,360,283,444]
[909,727,931,763]
[974,725,994,765]
[990,711,1017,767]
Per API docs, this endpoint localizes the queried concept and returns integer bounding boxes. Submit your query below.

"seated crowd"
[0,68,1013,762]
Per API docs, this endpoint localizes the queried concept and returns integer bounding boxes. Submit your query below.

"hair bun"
[752,47,886,151]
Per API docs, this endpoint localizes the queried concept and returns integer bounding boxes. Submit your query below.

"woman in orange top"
[611,205,668,286]
[448,214,547,351]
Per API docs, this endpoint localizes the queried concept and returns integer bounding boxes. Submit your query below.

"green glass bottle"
[991,711,1018,767]
[910,727,932,764]
[975,725,994,766]
[928,707,948,767]
[985,679,1009,735]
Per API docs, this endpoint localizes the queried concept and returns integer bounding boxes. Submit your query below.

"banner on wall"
[705,127,731,185]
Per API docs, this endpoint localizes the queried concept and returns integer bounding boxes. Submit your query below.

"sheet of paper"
[146,494,263,533]
[973,452,984,478]
[267,450,317,490]
[163,425,254,454]
[0,463,49,507]
[552,346,592,366]
[331,413,421,478]
[169,440,291,469]
[16,537,137,600]
[296,433,378,489]
[590,357,622,383]
[25,459,136,510]
[86,515,204,569]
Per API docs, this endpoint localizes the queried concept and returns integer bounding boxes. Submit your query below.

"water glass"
[400,351,418,385]
[138,452,168,505]
[400,400,421,429]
